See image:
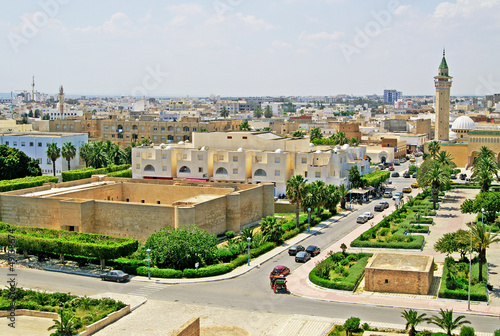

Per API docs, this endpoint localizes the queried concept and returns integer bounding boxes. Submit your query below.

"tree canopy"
[0,145,41,180]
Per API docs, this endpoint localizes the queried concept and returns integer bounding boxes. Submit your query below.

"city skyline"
[1,0,499,97]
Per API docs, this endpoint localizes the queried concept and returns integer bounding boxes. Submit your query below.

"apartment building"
[132,132,371,195]
[0,131,88,175]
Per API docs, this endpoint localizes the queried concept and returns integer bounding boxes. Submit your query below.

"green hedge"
[409,218,434,225]
[309,253,371,291]
[62,167,108,182]
[181,264,233,278]
[449,183,480,189]
[106,164,130,173]
[136,266,183,278]
[438,260,488,301]
[350,235,424,249]
[0,176,59,192]
[408,225,430,234]
[107,169,132,178]
[0,222,138,261]
[361,170,390,187]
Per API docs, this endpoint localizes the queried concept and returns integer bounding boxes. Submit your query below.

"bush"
[350,235,424,249]
[106,164,130,173]
[136,266,183,278]
[182,264,233,278]
[0,176,59,192]
[225,231,236,239]
[107,169,132,178]
[494,329,500,336]
[250,241,277,258]
[62,167,108,182]
[215,248,234,263]
[460,326,475,336]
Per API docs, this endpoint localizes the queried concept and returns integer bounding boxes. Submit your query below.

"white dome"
[200,146,206,151]
[451,116,476,131]
[165,146,173,150]
[449,131,458,140]
[309,143,315,147]
[333,148,339,154]
[315,150,322,154]
[237,147,244,152]
[342,144,350,150]
[275,148,283,153]
[178,141,185,145]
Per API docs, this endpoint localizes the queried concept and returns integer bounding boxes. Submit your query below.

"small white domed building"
[451,116,476,140]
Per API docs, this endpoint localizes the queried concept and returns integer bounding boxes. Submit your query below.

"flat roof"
[0,131,87,137]
[366,253,433,272]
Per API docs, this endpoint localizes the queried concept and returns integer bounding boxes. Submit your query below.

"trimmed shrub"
[460,326,475,336]
[182,264,233,278]
[106,164,130,173]
[0,176,59,192]
[107,169,132,178]
[62,167,108,182]
[136,266,183,278]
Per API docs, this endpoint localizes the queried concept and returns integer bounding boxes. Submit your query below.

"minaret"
[58,85,64,116]
[434,50,452,141]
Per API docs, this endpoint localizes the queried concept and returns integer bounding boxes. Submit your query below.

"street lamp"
[467,208,484,311]
[247,237,251,266]
[307,208,311,233]
[146,248,151,280]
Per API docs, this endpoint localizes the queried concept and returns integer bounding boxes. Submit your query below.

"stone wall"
[364,268,433,295]
[0,195,61,229]
[172,317,200,336]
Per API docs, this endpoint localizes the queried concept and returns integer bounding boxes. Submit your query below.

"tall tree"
[292,130,304,138]
[334,131,348,145]
[286,175,308,229]
[401,309,428,336]
[61,142,76,171]
[324,184,340,214]
[428,309,470,336]
[253,106,263,119]
[471,222,500,282]
[0,145,41,179]
[337,184,349,209]
[88,141,109,169]
[427,140,441,158]
[348,166,363,189]
[46,143,61,176]
[349,137,359,146]
[259,216,284,243]
[471,147,499,192]
[264,105,273,118]
[417,160,450,210]
[79,143,92,168]
[220,106,229,118]
[435,151,456,169]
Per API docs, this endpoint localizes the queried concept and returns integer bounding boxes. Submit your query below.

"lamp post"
[467,208,484,311]
[146,248,151,280]
[247,237,251,266]
[307,208,311,233]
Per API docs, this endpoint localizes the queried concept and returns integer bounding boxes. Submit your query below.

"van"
[394,159,400,165]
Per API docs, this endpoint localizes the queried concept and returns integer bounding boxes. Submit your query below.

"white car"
[363,212,374,220]
[393,192,403,200]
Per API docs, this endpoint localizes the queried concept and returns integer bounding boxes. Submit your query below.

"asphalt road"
[4,156,500,333]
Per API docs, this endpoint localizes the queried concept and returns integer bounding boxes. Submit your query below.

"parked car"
[410,156,416,162]
[393,191,403,200]
[288,245,305,256]
[402,186,412,193]
[403,172,410,178]
[387,179,392,184]
[295,251,311,263]
[374,201,390,211]
[306,245,321,257]
[394,159,400,165]
[388,166,395,171]
[356,215,368,224]
[383,191,392,198]
[411,182,419,188]
[363,211,374,220]
[100,270,129,283]
[451,174,457,179]
[391,172,400,177]
[400,158,406,163]
[412,173,417,178]
[459,173,467,180]
[270,265,290,279]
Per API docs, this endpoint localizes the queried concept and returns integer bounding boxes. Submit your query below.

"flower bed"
[309,252,372,291]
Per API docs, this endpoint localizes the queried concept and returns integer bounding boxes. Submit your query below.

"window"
[162,154,167,159]
[182,154,187,160]
[70,125,74,130]
[104,134,108,138]
[227,136,232,139]
[198,167,203,173]
[301,158,307,164]
[198,155,203,160]
[162,166,167,171]
[141,126,145,131]
[38,142,42,147]
[126,126,130,131]
[275,170,280,176]
[242,136,247,139]
[104,126,108,130]
[47,158,52,164]
[29,142,34,147]
[63,125,67,130]
[233,156,238,162]
[275,157,280,163]
[157,201,161,204]
[46,143,50,147]
[385,279,389,284]
[56,125,59,129]
[136,152,140,157]
[5,141,8,146]
[315,172,321,178]
[153,127,157,131]
[21,142,25,147]
[219,155,224,161]
[153,136,157,140]
[136,164,140,169]
[161,127,165,131]
[233,168,238,174]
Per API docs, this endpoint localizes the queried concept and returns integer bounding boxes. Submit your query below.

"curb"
[44,268,101,278]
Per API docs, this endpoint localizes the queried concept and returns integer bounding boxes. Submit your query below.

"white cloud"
[433,0,499,19]
[77,12,134,35]
[299,31,344,42]
[272,40,292,48]
[167,4,204,15]
[235,13,274,30]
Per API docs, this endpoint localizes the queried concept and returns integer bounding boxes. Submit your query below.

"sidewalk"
[286,188,500,317]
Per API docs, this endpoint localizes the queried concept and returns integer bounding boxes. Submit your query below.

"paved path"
[286,187,500,317]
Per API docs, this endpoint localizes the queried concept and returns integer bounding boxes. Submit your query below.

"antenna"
[32,76,35,102]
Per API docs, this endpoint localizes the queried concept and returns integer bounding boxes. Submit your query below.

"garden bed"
[309,252,372,291]
[438,257,488,302]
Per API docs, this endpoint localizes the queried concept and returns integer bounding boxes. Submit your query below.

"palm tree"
[46,143,61,176]
[324,184,340,213]
[220,106,229,118]
[61,142,76,171]
[286,175,307,228]
[334,131,348,145]
[47,308,78,336]
[311,180,327,215]
[337,184,349,210]
[259,216,284,243]
[401,309,428,336]
[79,143,92,168]
[253,106,263,119]
[239,121,250,131]
[264,105,273,118]
[471,147,499,192]
[419,160,450,210]
[349,137,359,146]
[428,309,470,336]
[309,127,323,141]
[292,130,304,138]
[435,151,456,169]
[471,222,500,282]
[89,141,110,168]
[427,140,441,158]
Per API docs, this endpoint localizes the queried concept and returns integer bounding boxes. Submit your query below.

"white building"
[0,132,88,175]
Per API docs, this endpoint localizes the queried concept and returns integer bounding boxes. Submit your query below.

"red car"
[270,265,290,280]
[388,166,395,171]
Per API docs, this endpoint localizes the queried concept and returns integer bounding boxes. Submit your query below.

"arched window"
[216,167,228,175]
[183,126,189,132]
[168,126,174,131]
[167,135,174,140]
[179,166,191,173]
[144,165,155,172]
[132,125,138,130]
[254,169,267,177]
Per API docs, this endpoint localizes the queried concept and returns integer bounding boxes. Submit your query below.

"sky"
[1,0,500,97]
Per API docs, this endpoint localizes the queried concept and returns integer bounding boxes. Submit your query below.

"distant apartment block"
[383,90,402,104]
